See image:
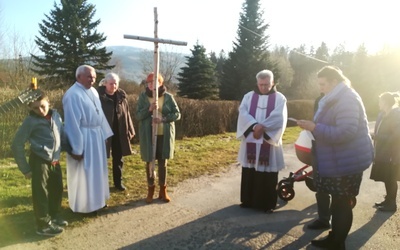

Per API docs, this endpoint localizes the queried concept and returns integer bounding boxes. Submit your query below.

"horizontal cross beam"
[123,34,187,46]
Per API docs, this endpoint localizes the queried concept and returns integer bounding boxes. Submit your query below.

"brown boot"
[159,185,171,202]
[146,185,155,204]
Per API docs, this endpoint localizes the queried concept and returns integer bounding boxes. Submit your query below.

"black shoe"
[375,200,388,207]
[378,203,397,212]
[115,184,126,191]
[36,222,64,236]
[51,218,68,227]
[264,209,274,214]
[307,219,330,230]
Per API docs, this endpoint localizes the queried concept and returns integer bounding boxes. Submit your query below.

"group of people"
[12,65,180,237]
[237,66,399,249]
[11,63,399,247]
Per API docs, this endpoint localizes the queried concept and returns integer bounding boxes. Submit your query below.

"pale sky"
[1,0,399,57]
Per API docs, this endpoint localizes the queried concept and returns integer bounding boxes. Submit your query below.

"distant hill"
[106,45,187,82]
[106,46,145,82]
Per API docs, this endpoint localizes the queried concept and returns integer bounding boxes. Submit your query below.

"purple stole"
[246,92,276,165]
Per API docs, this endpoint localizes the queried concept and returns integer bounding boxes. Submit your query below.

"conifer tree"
[219,0,277,100]
[177,44,218,99]
[31,0,113,86]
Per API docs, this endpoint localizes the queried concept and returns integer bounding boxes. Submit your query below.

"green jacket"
[136,91,181,162]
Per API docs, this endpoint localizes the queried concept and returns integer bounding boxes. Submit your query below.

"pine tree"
[219,0,277,100]
[177,44,218,99]
[31,0,113,86]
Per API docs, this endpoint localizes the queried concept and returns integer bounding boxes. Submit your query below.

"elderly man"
[236,69,288,213]
[62,65,113,214]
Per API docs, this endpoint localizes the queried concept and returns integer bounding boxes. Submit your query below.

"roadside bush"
[287,99,314,120]
[0,88,313,158]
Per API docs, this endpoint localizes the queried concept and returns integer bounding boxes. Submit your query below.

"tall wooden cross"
[124,7,187,178]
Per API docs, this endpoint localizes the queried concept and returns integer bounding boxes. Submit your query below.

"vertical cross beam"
[124,7,187,178]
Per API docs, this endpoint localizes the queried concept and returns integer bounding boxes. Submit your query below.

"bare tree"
[139,45,185,92]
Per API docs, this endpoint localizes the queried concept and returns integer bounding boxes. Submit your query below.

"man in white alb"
[62,65,113,213]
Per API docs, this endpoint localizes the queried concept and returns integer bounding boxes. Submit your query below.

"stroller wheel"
[278,184,295,201]
[278,179,287,188]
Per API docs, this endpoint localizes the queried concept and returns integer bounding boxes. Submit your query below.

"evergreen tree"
[31,0,113,86]
[219,0,277,100]
[177,44,219,99]
[315,42,329,61]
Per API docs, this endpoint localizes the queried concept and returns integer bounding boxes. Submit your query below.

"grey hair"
[75,65,95,78]
[104,72,120,84]
[256,69,274,82]
[98,78,106,86]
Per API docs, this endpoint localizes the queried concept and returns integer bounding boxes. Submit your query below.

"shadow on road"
[119,203,325,250]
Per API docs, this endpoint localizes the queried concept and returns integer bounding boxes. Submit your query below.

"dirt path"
[3,144,400,250]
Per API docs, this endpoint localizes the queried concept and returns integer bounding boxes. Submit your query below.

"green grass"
[0,127,301,247]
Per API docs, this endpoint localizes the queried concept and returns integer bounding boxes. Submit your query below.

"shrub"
[0,88,311,158]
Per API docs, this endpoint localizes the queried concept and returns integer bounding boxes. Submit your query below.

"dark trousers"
[111,135,124,187]
[29,153,63,228]
[315,191,331,224]
[146,135,167,186]
[330,195,353,243]
[384,178,398,203]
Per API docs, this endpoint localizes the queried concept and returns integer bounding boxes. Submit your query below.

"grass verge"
[0,127,301,247]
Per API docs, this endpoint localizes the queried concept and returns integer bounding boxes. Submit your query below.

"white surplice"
[236,91,287,172]
[63,82,113,213]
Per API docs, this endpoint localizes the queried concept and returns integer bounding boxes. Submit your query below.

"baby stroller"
[277,131,316,201]
[277,131,357,207]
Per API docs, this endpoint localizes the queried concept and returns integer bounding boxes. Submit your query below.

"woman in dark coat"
[97,73,135,191]
[370,92,400,211]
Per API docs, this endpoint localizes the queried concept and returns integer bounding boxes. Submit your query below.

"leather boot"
[146,185,155,204]
[159,185,171,202]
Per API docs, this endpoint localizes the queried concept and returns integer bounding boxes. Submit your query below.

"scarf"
[146,85,166,98]
[246,92,276,165]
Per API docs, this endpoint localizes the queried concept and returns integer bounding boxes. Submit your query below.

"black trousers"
[29,153,63,228]
[330,195,353,244]
[384,178,398,203]
[241,167,278,211]
[111,134,124,187]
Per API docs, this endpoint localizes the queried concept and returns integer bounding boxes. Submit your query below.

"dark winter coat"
[97,86,135,157]
[313,85,374,177]
[370,108,400,181]
[136,88,181,162]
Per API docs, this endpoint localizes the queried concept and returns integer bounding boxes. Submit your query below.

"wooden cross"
[124,7,187,178]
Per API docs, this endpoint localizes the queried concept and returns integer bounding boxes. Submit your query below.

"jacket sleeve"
[135,93,152,121]
[11,117,33,174]
[163,95,181,122]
